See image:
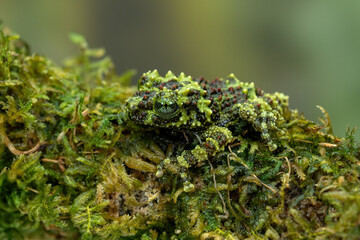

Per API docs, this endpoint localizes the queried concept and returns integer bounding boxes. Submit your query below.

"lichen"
[0,25,359,240]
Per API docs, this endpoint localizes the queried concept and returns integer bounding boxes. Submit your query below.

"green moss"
[0,25,359,239]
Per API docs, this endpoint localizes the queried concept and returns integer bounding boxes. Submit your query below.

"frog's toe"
[268,142,277,151]
[156,169,164,178]
[183,181,195,192]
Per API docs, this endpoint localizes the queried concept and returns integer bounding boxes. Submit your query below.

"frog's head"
[126,70,213,129]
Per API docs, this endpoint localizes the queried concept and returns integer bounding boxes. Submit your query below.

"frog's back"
[126,70,289,144]
[198,75,256,123]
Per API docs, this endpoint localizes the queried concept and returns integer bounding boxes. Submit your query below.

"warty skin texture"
[126,70,289,191]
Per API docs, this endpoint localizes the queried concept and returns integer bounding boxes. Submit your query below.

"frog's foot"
[183,180,195,192]
[156,157,195,192]
[259,127,277,151]
[155,156,190,177]
[156,126,233,191]
[155,157,176,178]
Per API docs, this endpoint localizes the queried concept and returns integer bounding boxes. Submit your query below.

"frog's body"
[126,70,288,191]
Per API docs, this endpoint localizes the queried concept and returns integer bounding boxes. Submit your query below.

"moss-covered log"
[0,26,359,240]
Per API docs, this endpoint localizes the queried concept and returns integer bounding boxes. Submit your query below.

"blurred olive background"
[1,0,359,139]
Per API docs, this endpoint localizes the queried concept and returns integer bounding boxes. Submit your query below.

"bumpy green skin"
[126,70,288,191]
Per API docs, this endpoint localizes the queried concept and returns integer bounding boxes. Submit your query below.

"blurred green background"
[1,0,359,139]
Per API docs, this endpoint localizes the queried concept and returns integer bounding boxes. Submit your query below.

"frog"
[125,70,288,192]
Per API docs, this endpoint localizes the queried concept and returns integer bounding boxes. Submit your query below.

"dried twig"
[207,158,229,218]
[2,131,42,155]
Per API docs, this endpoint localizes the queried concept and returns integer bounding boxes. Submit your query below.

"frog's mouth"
[153,96,180,119]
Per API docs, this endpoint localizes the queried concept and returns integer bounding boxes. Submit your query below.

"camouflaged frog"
[126,70,288,191]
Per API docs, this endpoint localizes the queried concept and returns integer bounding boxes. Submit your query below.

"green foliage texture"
[0,26,359,240]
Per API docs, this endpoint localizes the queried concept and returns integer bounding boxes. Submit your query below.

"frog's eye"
[154,97,180,119]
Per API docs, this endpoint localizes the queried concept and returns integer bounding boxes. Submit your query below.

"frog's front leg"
[237,102,283,151]
[156,126,233,192]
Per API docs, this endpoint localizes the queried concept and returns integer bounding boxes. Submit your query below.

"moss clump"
[0,26,359,240]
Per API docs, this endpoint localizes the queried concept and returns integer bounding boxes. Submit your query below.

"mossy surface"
[0,26,359,240]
